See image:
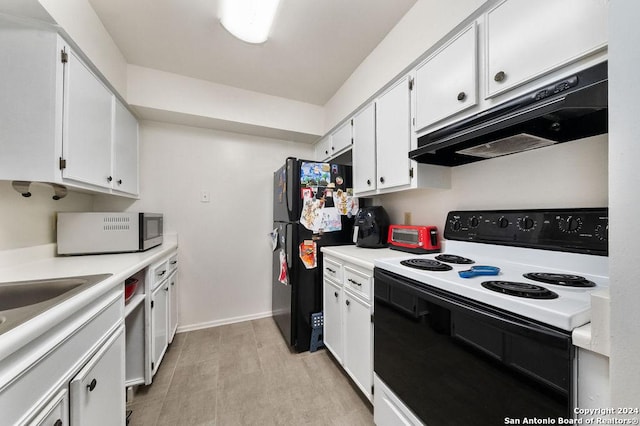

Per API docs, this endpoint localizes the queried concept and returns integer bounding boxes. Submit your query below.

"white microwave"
[57,212,163,255]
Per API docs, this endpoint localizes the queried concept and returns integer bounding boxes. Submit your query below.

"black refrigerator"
[272,157,357,352]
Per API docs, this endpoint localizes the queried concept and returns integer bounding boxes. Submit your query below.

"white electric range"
[372,208,609,426]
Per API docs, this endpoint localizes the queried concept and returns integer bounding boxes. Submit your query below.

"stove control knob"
[595,223,608,241]
[497,216,509,228]
[558,216,582,233]
[517,216,535,231]
[468,216,479,228]
[450,219,462,232]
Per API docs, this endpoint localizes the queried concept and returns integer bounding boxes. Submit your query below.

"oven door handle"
[376,269,570,349]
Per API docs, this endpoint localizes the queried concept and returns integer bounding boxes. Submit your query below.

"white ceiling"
[87,0,417,106]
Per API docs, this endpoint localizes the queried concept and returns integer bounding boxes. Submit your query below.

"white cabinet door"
[376,76,411,190]
[414,24,477,131]
[352,103,377,194]
[486,0,607,98]
[314,136,331,161]
[62,47,113,189]
[323,279,343,363]
[331,120,352,155]
[151,282,169,375]
[343,291,372,400]
[112,100,139,196]
[168,270,178,344]
[24,389,69,426]
[69,326,125,426]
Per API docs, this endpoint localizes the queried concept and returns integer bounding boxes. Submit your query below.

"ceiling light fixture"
[219,0,280,44]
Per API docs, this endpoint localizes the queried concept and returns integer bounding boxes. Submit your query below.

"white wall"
[127,65,325,142]
[377,135,608,228]
[324,0,486,131]
[94,121,314,330]
[608,0,640,408]
[0,181,93,250]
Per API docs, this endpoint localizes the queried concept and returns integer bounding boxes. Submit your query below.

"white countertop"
[321,245,410,270]
[0,235,178,363]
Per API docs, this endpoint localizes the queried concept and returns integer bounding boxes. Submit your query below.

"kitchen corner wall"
[93,121,314,330]
[377,134,609,229]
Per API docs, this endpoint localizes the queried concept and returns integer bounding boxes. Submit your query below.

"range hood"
[409,61,608,167]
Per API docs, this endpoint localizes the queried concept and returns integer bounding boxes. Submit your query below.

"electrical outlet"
[404,212,412,225]
[200,191,210,203]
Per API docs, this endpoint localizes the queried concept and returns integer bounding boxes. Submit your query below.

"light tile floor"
[127,317,374,425]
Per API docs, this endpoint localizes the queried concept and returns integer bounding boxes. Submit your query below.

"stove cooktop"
[374,240,609,331]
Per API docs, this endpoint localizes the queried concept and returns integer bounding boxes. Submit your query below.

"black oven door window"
[373,269,573,426]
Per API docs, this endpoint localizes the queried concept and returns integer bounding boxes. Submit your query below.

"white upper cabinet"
[112,100,139,195]
[314,122,352,162]
[376,76,412,191]
[485,0,608,98]
[0,17,139,198]
[414,23,478,132]
[331,120,353,155]
[314,136,331,161]
[352,103,376,195]
[62,47,114,189]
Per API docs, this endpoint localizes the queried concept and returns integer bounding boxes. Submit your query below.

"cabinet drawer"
[167,253,178,273]
[323,257,343,284]
[149,260,168,289]
[344,266,372,301]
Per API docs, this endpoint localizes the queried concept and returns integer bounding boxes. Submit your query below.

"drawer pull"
[326,267,336,273]
[494,71,506,82]
[457,91,466,101]
[158,270,166,277]
[170,260,178,265]
[87,378,97,392]
[334,291,338,298]
[348,278,362,287]
[54,420,62,426]
[346,300,351,306]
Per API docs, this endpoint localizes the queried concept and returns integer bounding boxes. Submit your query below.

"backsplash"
[376,134,608,230]
[0,181,94,251]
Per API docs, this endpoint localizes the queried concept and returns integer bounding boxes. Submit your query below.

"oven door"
[373,268,574,426]
[140,213,163,250]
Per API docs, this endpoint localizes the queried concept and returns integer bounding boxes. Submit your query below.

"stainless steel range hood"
[409,61,608,167]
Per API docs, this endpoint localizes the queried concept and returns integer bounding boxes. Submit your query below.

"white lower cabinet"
[322,255,373,401]
[151,281,169,375]
[342,290,372,398]
[168,270,178,344]
[0,287,125,426]
[70,326,125,426]
[24,389,68,426]
[322,279,343,363]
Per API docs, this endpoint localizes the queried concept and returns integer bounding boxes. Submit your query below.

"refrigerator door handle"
[286,223,293,268]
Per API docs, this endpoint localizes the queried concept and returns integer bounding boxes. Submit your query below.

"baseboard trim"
[176,310,273,333]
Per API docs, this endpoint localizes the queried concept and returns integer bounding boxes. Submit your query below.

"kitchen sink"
[0,274,112,336]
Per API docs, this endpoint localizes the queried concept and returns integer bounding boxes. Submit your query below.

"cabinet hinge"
[409,167,414,179]
[151,300,154,309]
[412,117,415,127]
[351,137,354,145]
[151,362,155,370]
[59,157,66,170]
[60,49,68,64]
[408,77,414,91]
[371,384,375,395]
[350,119,354,126]
[370,313,374,323]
